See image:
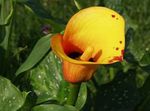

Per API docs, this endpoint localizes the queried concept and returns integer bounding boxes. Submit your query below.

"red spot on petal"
[109,60,113,63]
[112,14,115,18]
[116,47,119,50]
[120,41,122,44]
[114,56,123,62]
[109,56,123,63]
[121,50,124,56]
[109,49,125,63]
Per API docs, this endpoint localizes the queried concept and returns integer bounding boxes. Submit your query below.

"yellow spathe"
[51,6,125,83]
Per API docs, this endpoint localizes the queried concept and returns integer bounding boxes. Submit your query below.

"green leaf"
[94,65,118,85]
[0,76,27,111]
[29,52,63,103]
[32,104,78,111]
[137,76,150,111]
[104,0,123,14]
[0,23,5,43]
[30,51,84,105]
[15,34,51,76]
[94,71,141,111]
[13,0,28,2]
[25,0,50,19]
[0,0,13,25]
[24,0,65,32]
[56,80,70,104]
[25,0,65,25]
[137,95,150,111]
[140,76,150,98]
[74,0,83,10]
[125,28,134,48]
[140,51,150,67]
[75,83,87,110]
[18,92,37,111]
[128,32,149,63]
[128,38,144,62]
[74,0,100,10]
[0,19,12,50]
[126,27,150,63]
[136,67,149,88]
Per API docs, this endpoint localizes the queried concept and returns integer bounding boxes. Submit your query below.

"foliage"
[0,0,150,111]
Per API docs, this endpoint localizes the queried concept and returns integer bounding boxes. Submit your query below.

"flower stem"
[66,82,81,105]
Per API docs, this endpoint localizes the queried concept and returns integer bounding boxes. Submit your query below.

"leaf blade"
[32,104,78,111]
[15,34,51,76]
[75,83,87,110]
[0,76,27,111]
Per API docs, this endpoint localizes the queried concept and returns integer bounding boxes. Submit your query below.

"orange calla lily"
[51,7,125,83]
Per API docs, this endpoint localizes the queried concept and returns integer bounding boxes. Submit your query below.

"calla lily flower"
[51,7,125,83]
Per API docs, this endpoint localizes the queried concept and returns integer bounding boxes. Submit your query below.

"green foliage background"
[0,0,150,111]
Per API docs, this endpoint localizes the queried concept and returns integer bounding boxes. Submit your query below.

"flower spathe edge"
[51,34,123,65]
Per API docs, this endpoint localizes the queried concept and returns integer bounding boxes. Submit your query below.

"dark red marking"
[62,41,82,55]
[120,41,122,44]
[121,50,124,56]
[109,55,123,63]
[116,47,119,50]
[109,60,113,63]
[114,56,123,61]
[109,49,124,63]
[112,14,115,18]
